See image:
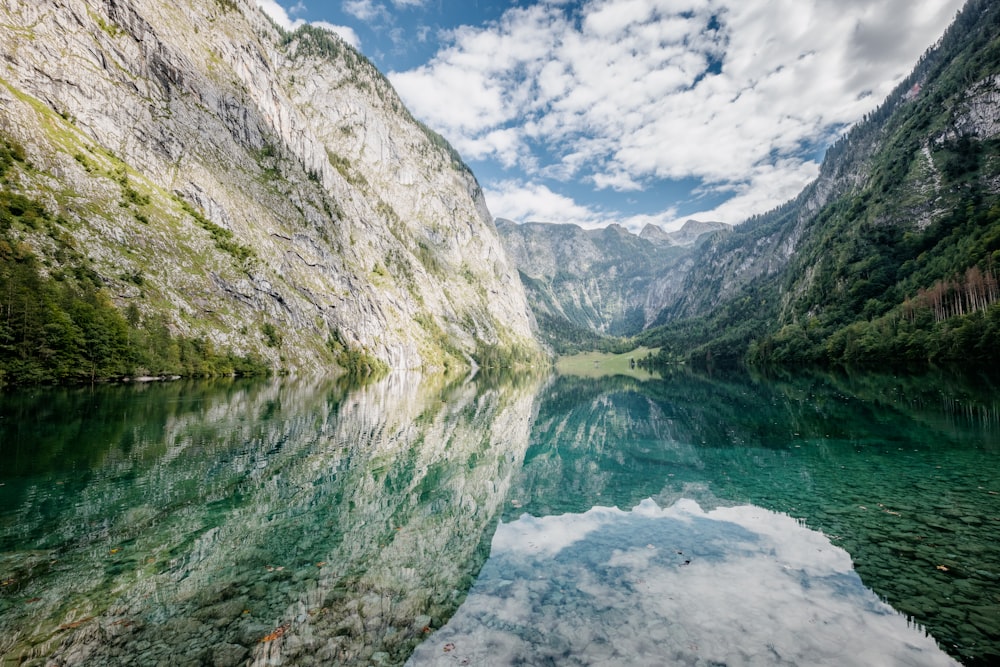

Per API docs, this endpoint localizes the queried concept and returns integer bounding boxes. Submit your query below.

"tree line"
[906,264,1000,323]
[0,139,269,386]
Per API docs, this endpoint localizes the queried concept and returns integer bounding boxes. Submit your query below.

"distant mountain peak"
[641,220,731,247]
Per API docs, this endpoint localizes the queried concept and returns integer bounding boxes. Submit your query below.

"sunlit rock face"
[0,0,539,372]
[0,373,541,665]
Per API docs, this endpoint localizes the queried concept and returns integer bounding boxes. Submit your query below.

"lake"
[1,369,998,666]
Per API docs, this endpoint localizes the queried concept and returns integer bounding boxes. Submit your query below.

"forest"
[638,0,1000,373]
[0,139,269,385]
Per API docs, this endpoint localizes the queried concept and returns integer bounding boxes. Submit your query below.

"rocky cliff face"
[639,0,1000,366]
[0,0,540,373]
[497,218,725,341]
[663,26,1000,328]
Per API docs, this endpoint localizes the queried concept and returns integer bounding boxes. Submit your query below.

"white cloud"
[343,0,386,22]
[255,0,300,30]
[485,180,605,228]
[592,170,644,192]
[255,2,361,48]
[389,0,965,228]
[677,159,822,228]
[484,179,683,234]
[341,0,427,31]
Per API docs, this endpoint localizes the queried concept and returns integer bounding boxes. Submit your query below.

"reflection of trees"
[0,371,541,666]
[0,379,243,479]
[512,369,1000,666]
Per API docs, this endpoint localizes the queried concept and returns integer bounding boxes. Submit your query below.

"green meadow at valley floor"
[555,347,661,380]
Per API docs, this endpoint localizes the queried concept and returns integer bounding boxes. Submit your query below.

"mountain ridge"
[640,220,732,247]
[497,0,999,371]
[496,217,728,352]
[639,0,1000,368]
[0,0,542,382]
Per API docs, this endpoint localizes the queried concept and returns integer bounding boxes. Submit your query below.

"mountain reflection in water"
[408,498,958,666]
[0,373,540,666]
[1,368,999,666]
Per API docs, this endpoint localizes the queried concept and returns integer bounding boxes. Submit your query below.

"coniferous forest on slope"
[0,141,272,384]
[637,0,1000,371]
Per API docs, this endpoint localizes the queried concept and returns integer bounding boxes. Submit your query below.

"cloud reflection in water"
[409,498,958,666]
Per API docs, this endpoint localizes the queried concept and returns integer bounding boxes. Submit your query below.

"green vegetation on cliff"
[0,139,268,385]
[638,0,1000,372]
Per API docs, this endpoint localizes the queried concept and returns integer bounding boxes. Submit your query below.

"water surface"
[409,499,957,666]
[1,369,998,665]
[1,374,539,665]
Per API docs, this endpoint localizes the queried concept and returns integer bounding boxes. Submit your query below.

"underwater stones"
[235,621,273,646]
[936,606,965,623]
[894,595,933,618]
[952,578,980,595]
[211,642,249,667]
[968,607,1000,636]
[193,597,249,629]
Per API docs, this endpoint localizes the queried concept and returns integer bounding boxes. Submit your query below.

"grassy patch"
[556,347,661,380]
[327,150,368,189]
[175,196,255,267]
[0,163,269,385]
[327,328,388,378]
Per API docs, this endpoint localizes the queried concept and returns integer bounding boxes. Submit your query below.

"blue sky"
[256,0,965,232]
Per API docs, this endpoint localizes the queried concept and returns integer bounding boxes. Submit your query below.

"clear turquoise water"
[1,369,998,665]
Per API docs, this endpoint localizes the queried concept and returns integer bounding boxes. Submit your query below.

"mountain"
[635,0,1000,369]
[496,218,727,352]
[640,220,731,248]
[501,0,998,372]
[644,0,1000,367]
[0,0,541,383]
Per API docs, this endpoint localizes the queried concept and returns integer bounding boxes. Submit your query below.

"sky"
[255,0,966,232]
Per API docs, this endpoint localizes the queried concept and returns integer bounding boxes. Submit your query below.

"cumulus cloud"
[389,0,964,228]
[255,0,300,29]
[255,1,361,48]
[485,180,606,227]
[343,0,386,23]
[342,0,424,23]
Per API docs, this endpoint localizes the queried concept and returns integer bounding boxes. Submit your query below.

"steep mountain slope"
[497,218,727,352]
[0,0,541,382]
[642,0,1000,369]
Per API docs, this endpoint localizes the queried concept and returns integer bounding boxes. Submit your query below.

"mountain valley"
[0,0,998,383]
